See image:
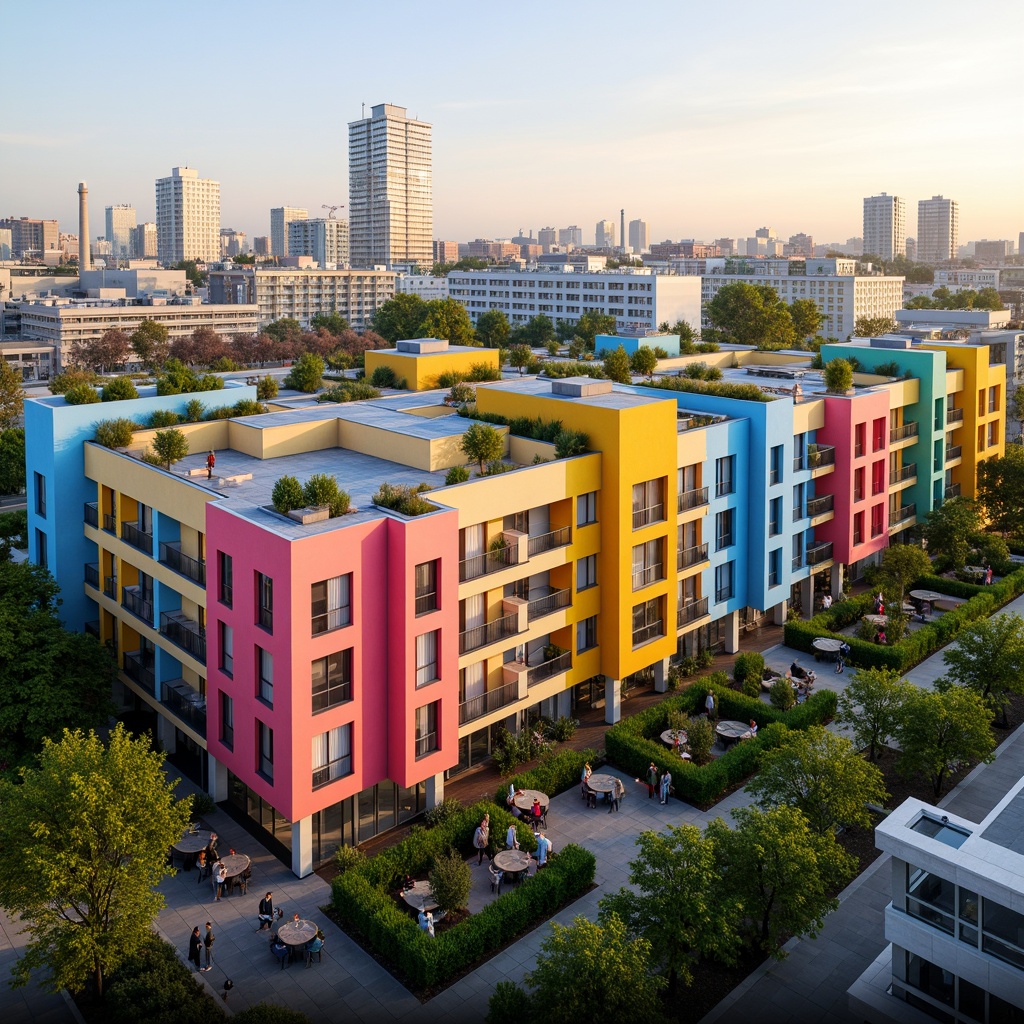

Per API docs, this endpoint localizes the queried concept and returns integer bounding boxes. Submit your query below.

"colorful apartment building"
[24,338,1003,875]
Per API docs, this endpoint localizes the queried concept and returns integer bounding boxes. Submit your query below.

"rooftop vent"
[396,338,448,354]
[551,377,614,398]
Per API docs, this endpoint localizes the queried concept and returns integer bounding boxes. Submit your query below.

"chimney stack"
[78,181,91,272]
[620,208,625,254]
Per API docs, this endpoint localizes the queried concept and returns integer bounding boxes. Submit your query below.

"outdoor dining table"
[493,848,532,883]
[909,589,945,619]
[812,637,843,653]
[716,720,753,747]
[401,880,438,913]
[513,789,550,813]
[586,773,616,796]
[277,918,318,962]
[220,853,250,893]
[171,829,211,855]
[660,729,688,747]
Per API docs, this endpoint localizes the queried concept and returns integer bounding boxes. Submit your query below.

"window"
[631,478,665,529]
[769,445,783,485]
[415,631,439,687]
[415,561,438,615]
[871,460,886,495]
[978,424,986,451]
[312,724,352,787]
[257,572,273,631]
[577,491,597,526]
[854,423,866,457]
[769,497,781,536]
[34,472,46,518]
[853,512,864,546]
[715,508,734,550]
[36,529,47,570]
[415,701,439,757]
[257,646,273,706]
[631,538,664,590]
[715,456,734,497]
[219,552,233,607]
[872,417,886,451]
[768,549,781,588]
[220,692,234,749]
[871,503,885,538]
[311,574,352,635]
[257,720,273,781]
[220,622,234,676]
[577,554,597,591]
[978,387,986,416]
[576,615,598,653]
[854,467,865,502]
[715,562,734,603]
[311,648,353,712]
[988,420,999,447]
[631,597,663,647]
[989,384,1000,413]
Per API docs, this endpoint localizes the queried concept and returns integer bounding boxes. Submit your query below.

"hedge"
[494,746,601,807]
[331,799,595,990]
[603,676,836,808]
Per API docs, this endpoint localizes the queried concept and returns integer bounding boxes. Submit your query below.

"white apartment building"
[933,269,1001,291]
[270,207,308,259]
[448,268,701,335]
[917,196,959,264]
[105,205,137,262]
[134,222,157,260]
[595,220,616,248]
[155,167,220,264]
[395,274,449,301]
[287,218,349,268]
[559,226,583,249]
[849,780,1024,1024]
[348,103,432,270]
[628,219,650,254]
[863,193,906,261]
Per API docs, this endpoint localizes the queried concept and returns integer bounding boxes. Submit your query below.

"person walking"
[257,891,275,931]
[705,691,716,721]
[505,822,519,850]
[213,861,227,901]
[187,926,202,972]
[473,815,490,865]
[986,564,993,586]
[535,832,553,868]
[206,451,216,479]
[203,922,215,971]
[659,768,672,805]
[645,762,658,799]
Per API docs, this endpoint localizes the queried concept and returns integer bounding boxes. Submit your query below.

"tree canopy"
[629,346,659,380]
[837,667,914,761]
[310,312,351,336]
[511,314,557,348]
[923,495,982,570]
[283,352,325,393]
[0,359,25,429]
[72,328,131,373]
[371,293,429,343]
[171,260,206,287]
[864,543,932,609]
[130,319,170,371]
[905,286,1003,312]
[789,298,824,339]
[853,315,897,338]
[705,282,797,349]
[475,309,511,348]
[0,427,26,495]
[977,445,1024,536]
[150,428,189,470]
[420,298,476,346]
[460,421,504,471]
[603,345,632,384]
[822,358,853,394]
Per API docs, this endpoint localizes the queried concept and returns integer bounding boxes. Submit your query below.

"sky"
[4,0,1024,248]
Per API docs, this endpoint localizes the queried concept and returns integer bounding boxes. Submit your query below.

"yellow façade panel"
[365,348,502,392]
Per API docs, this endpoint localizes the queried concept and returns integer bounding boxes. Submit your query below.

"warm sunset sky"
[4,0,1022,247]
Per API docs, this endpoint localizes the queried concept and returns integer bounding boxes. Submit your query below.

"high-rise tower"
[863,193,906,261]
[155,166,221,264]
[270,207,308,259]
[105,204,137,262]
[348,103,432,269]
[917,196,959,264]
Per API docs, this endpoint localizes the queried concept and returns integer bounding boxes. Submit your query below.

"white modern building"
[155,167,221,264]
[448,267,701,334]
[270,207,308,259]
[917,196,959,264]
[864,194,906,261]
[395,274,448,301]
[287,217,349,268]
[348,103,432,270]
[849,780,1024,1023]
[933,269,1001,291]
[134,222,157,259]
[105,205,137,262]
[628,219,650,254]
[559,225,583,249]
[595,220,615,248]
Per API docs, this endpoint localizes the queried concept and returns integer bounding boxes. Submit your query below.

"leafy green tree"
[371,293,428,343]
[711,805,856,955]
[49,368,100,395]
[63,383,101,405]
[428,849,472,914]
[264,317,303,344]
[156,358,223,396]
[600,824,740,991]
[0,724,192,996]
[302,473,350,517]
[789,298,824,338]
[475,309,511,348]
[923,495,981,570]
[271,475,305,514]
[603,345,632,384]
[460,421,504,472]
[310,312,350,336]
[421,297,476,346]
[837,667,914,761]
[629,346,659,380]
[171,259,206,287]
[189,325,226,367]
[93,418,136,449]
[232,253,256,265]
[571,310,617,350]
[0,427,26,494]
[256,375,279,400]
[977,445,1024,535]
[0,509,27,561]
[667,319,696,344]
[705,282,797,349]
[746,726,888,834]
[513,314,556,347]
[822,357,853,394]
[974,287,1005,311]
[130,319,170,370]
[507,344,532,375]
[864,543,931,609]
[150,428,189,470]
[853,315,897,337]
[101,376,139,402]
[72,328,131,373]
[0,359,25,429]
[283,352,325,393]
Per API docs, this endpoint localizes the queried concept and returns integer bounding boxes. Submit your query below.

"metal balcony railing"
[161,678,207,737]
[527,588,571,622]
[527,527,572,557]
[631,620,664,647]
[122,650,155,694]
[160,611,207,663]
[632,562,664,591]
[102,513,117,534]
[890,463,917,485]
[631,503,665,530]
[890,422,919,443]
[677,597,709,629]
[121,521,153,556]
[678,486,709,513]
[793,455,804,472]
[84,502,99,528]
[459,612,519,655]
[159,543,206,585]
[459,679,520,725]
[892,503,917,524]
[677,543,709,570]
[946,445,962,462]
[84,562,100,588]
[459,543,520,582]
[414,590,438,615]
[807,445,836,470]
[947,407,964,425]
[806,494,834,517]
[121,587,153,625]
[944,483,961,500]
[103,574,118,600]
[805,541,834,566]
[791,555,803,571]
[528,650,572,686]
[312,757,352,788]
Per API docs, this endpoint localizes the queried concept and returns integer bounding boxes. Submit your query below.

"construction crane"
[322,204,345,219]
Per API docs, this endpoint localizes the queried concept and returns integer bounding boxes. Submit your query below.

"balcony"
[84,501,99,528]
[805,541,834,566]
[122,650,155,695]
[460,679,520,726]
[103,513,117,534]
[632,562,665,591]
[678,486,709,513]
[528,649,572,686]
[121,521,153,556]
[677,597,709,629]
[891,503,917,527]
[459,542,521,582]
[121,587,153,625]
[792,455,804,473]
[84,562,100,588]
[678,543,709,571]
[459,612,519,655]
[806,494,835,518]
[945,445,962,464]
[944,483,962,500]
[526,527,571,557]
[806,445,836,472]
[160,611,207,663]
[103,574,118,600]
[159,542,207,585]
[791,555,803,571]
[84,619,100,639]
[631,620,664,648]
[161,678,207,737]
[946,407,964,426]
[527,587,571,622]
[890,422,919,444]
[632,503,665,530]
[890,463,917,486]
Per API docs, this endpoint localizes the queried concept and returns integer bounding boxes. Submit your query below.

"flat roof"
[980,787,1024,854]
[486,375,669,411]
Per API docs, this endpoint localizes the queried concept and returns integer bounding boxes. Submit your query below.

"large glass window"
[631,538,664,590]
[414,561,438,615]
[312,725,352,788]
[257,646,273,706]
[715,456,734,497]
[415,702,439,757]
[906,863,955,935]
[631,597,663,647]
[311,573,352,635]
[577,554,597,591]
[576,615,598,653]
[577,491,597,526]
[715,508,734,550]
[415,631,439,687]
[312,649,353,712]
[715,562,734,603]
[219,551,233,607]
[631,478,665,529]
[34,472,46,518]
[257,572,273,631]
[220,622,234,676]
[220,692,234,749]
[257,720,273,780]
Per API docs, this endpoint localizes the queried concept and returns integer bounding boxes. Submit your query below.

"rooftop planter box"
[286,505,330,525]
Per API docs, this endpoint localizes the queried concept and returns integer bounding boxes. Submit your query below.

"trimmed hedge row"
[331,800,595,990]
[494,746,601,807]
[603,676,837,807]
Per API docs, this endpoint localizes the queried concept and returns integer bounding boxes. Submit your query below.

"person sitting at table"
[580,762,592,798]
[195,850,207,881]
[748,719,758,738]
[535,832,553,868]
[271,937,288,963]
[530,798,543,830]
[505,822,519,850]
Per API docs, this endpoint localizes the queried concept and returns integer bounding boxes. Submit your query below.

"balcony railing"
[121,587,153,625]
[528,650,572,686]
[792,455,804,472]
[947,407,964,425]
[805,541,834,566]
[102,513,117,534]
[161,678,207,737]
[632,562,664,591]
[84,619,100,639]
[527,588,571,622]
[631,620,664,648]
[312,757,352,789]
[527,526,571,557]
[678,486,709,513]
[855,443,865,457]
[946,445,962,462]
[806,494,834,518]
[944,483,962,500]
[890,422,920,444]
[103,574,118,600]
[84,501,99,528]
[160,611,207,663]
[459,543,521,582]
[459,679,521,725]
[890,463,917,485]
[678,543,709,571]
[121,521,153,556]
[854,488,864,502]
[414,590,438,616]
[677,597,709,629]
[459,612,519,655]
[159,542,206,585]
[792,555,803,571]
[807,445,836,470]
[84,562,100,588]
[122,650,155,695]
[632,503,665,530]
[891,503,917,525]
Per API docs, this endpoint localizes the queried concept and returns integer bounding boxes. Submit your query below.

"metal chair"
[271,943,289,969]
[305,938,324,967]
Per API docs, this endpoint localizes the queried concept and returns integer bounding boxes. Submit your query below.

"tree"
[0,724,192,996]
[789,298,824,339]
[571,310,617,350]
[667,319,696,345]
[746,726,888,834]
[513,314,556,347]
[169,333,195,366]
[63,383,101,405]
[421,298,476,346]
[171,259,206,287]
[130,319,170,371]
[460,421,504,472]
[822,357,853,394]
[283,352,325,393]
[93,418,136,449]
[507,344,532,375]
[837,667,914,761]
[0,509,26,562]
[72,328,131,373]
[629,346,659,380]
[705,282,797,349]
[428,849,471,914]
[272,475,305,514]
[263,318,303,345]
[524,914,665,1024]
[710,805,856,956]
[150,428,189,470]
[896,685,995,798]
[0,359,25,429]
[923,495,981,570]
[371,293,428,343]
[156,358,223,396]
[603,345,632,384]
[0,427,26,494]
[936,613,1024,726]
[475,309,511,348]
[865,543,931,609]
[189,326,226,367]
[599,824,740,991]
[310,312,350,336]
[257,375,279,400]
[101,376,139,402]
[977,445,1024,535]
[302,473,350,517]
[853,315,897,337]
[975,287,1005,311]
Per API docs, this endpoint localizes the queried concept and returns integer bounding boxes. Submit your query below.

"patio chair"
[305,937,324,967]
[271,943,289,969]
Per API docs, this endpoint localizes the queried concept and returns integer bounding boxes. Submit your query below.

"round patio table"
[171,829,211,855]
[278,918,318,960]
[513,789,549,813]
[493,848,532,882]
[586,773,616,795]
[660,729,688,747]
[401,881,438,913]
[716,720,753,745]
[812,637,843,653]
[221,853,250,880]
[909,590,945,604]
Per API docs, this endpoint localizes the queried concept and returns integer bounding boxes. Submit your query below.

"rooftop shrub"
[373,481,435,516]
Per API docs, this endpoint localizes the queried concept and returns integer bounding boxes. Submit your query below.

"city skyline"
[3,1,1023,248]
